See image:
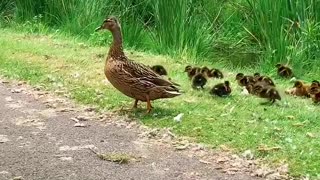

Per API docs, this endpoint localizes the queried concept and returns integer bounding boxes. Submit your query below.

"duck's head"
[95,16,120,32]
[275,63,282,68]
[184,65,192,72]
[254,72,260,78]
[293,80,303,88]
[236,73,244,80]
[311,80,320,87]
[224,81,230,86]
[201,66,210,73]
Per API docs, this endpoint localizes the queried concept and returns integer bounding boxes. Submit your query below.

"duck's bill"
[95,26,102,32]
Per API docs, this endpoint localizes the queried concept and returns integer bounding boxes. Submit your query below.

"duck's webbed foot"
[146,96,153,114]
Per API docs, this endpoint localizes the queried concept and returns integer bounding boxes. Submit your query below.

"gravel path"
[0,81,261,180]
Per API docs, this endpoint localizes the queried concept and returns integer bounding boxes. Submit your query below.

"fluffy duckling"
[253,83,281,104]
[276,63,293,78]
[192,73,207,89]
[312,93,320,103]
[310,88,320,103]
[309,80,320,103]
[309,80,320,94]
[253,72,261,81]
[245,81,266,95]
[185,65,201,80]
[236,73,255,86]
[254,72,275,86]
[209,68,224,79]
[292,80,310,97]
[210,81,231,97]
[201,66,210,73]
[151,65,168,76]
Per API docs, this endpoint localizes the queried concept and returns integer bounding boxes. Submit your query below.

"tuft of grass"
[89,148,134,164]
[245,0,320,77]
[0,30,320,177]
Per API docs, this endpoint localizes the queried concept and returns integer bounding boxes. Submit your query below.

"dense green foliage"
[1,0,320,78]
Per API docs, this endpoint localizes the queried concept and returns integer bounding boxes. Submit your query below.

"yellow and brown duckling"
[208,68,224,79]
[151,65,168,76]
[309,80,320,93]
[210,81,231,97]
[276,63,293,78]
[308,80,320,103]
[95,16,181,113]
[292,80,310,97]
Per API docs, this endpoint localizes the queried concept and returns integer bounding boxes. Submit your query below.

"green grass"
[0,29,320,178]
[245,0,320,75]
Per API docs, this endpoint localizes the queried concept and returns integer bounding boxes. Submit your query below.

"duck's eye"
[104,19,112,23]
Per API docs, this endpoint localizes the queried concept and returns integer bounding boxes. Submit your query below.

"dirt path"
[0,81,262,180]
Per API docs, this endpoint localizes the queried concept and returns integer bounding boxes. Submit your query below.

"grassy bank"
[0,29,319,177]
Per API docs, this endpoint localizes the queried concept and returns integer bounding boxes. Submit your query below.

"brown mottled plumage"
[236,73,255,86]
[276,63,293,78]
[210,81,231,97]
[246,82,281,103]
[208,68,224,79]
[309,81,320,103]
[292,81,310,97]
[96,16,181,113]
[309,80,320,94]
[185,65,201,80]
[151,65,168,76]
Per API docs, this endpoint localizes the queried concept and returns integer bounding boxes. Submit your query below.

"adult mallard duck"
[95,16,181,113]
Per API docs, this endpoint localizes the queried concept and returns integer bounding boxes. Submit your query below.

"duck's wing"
[122,60,180,89]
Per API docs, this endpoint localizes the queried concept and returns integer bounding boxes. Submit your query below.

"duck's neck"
[108,27,125,60]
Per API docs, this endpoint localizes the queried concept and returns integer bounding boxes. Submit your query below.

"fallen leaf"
[173,113,184,123]
[12,176,23,180]
[240,88,249,96]
[223,167,239,172]
[74,123,87,127]
[306,132,316,138]
[292,123,304,127]
[5,96,13,102]
[11,88,23,93]
[216,157,229,163]
[1,80,9,84]
[57,108,74,112]
[75,116,91,121]
[242,149,254,160]
[84,107,97,112]
[17,81,26,86]
[0,135,10,143]
[285,115,295,120]
[289,77,297,82]
[89,148,136,164]
[174,144,189,150]
[258,145,282,152]
[199,159,211,164]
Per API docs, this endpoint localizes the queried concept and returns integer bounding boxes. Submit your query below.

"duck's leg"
[133,99,138,109]
[146,96,153,113]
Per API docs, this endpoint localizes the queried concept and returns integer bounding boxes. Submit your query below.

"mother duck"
[95,16,181,113]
